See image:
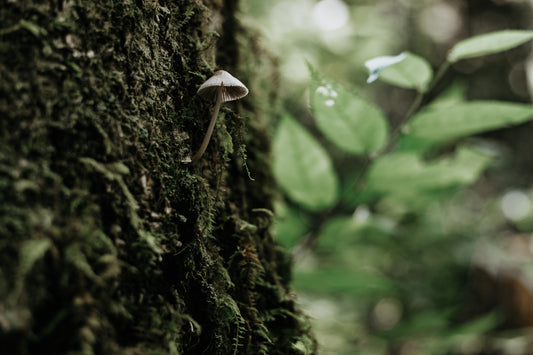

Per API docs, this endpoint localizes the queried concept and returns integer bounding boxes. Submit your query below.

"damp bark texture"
[0,1,315,354]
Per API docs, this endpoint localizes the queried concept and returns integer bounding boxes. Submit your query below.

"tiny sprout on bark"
[183,70,249,164]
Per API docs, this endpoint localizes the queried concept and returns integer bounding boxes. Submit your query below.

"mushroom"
[184,70,249,164]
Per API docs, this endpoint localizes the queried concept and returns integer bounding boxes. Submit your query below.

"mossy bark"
[0,1,315,354]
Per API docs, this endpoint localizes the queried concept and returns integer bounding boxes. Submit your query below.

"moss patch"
[0,1,315,354]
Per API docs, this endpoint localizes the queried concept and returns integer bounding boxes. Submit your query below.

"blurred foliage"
[246,0,533,354]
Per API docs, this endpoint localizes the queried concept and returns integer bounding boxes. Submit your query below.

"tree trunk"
[0,1,315,354]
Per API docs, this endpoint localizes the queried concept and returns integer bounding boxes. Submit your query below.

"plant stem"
[382,60,451,155]
[293,60,453,258]
[352,60,452,186]
[189,88,223,164]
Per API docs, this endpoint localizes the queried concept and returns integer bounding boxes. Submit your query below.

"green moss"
[0,0,315,354]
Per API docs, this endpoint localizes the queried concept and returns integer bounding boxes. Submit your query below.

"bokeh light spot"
[501,190,531,221]
[312,0,349,31]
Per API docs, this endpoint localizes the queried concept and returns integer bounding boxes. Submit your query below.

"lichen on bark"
[0,1,315,354]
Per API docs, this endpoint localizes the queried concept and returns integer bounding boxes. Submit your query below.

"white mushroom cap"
[197,70,249,102]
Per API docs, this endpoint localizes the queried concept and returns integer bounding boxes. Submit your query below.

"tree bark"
[0,1,315,354]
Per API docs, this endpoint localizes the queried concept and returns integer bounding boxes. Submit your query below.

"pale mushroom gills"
[184,70,248,164]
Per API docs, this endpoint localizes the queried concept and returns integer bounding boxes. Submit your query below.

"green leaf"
[406,101,533,145]
[448,30,533,62]
[294,267,396,296]
[311,80,388,154]
[366,146,493,195]
[316,214,394,255]
[448,312,500,336]
[379,52,433,92]
[316,216,361,252]
[382,310,452,338]
[273,115,339,211]
[273,202,309,249]
[426,80,467,109]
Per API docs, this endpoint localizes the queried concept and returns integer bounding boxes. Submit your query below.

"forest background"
[3,1,533,355]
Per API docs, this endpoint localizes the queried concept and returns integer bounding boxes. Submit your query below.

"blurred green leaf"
[379,52,433,92]
[311,76,388,154]
[366,146,493,196]
[448,312,500,336]
[273,115,339,211]
[273,202,310,249]
[294,267,396,297]
[381,310,452,339]
[448,30,533,62]
[316,216,363,257]
[317,216,360,250]
[383,82,467,152]
[406,101,533,146]
[426,80,467,109]
[317,214,394,252]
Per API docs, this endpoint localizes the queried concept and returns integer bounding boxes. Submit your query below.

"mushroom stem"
[189,85,223,164]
